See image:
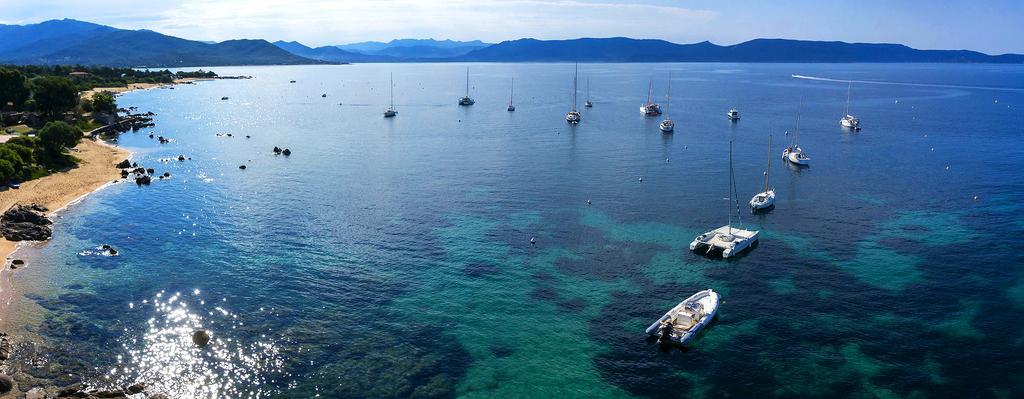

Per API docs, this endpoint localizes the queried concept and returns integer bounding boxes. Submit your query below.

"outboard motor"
[657,321,674,345]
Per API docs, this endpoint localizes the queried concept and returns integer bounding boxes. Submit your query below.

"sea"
[3,63,1024,398]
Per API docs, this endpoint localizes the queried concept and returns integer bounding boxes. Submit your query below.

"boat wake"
[791,74,1024,92]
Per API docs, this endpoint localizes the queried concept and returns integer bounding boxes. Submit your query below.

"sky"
[1,0,1022,54]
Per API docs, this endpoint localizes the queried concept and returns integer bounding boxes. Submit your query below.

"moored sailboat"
[383,73,397,118]
[507,78,516,112]
[640,78,662,116]
[566,64,581,124]
[690,140,760,258]
[659,72,675,133]
[458,67,474,106]
[840,81,861,130]
[750,133,775,211]
[783,97,810,165]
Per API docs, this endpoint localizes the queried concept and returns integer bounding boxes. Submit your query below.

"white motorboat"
[640,78,661,116]
[727,109,740,120]
[383,73,397,118]
[507,78,516,112]
[690,140,760,258]
[566,64,581,124]
[659,72,674,133]
[840,81,861,130]
[783,97,810,166]
[750,133,775,210]
[645,289,720,345]
[458,67,474,106]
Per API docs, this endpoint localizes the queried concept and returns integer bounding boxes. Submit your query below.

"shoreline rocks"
[1,204,53,241]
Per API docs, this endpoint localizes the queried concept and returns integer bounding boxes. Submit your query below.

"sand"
[80,78,215,101]
[0,139,130,261]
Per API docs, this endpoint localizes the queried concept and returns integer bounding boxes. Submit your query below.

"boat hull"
[645,289,720,345]
[659,120,674,133]
[689,225,759,258]
[750,190,775,210]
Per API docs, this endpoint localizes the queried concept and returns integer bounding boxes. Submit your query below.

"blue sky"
[1,0,1021,54]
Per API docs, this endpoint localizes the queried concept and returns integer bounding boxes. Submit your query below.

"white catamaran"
[659,72,675,133]
[566,64,581,124]
[750,133,775,211]
[458,67,474,106]
[783,97,810,165]
[640,78,662,116]
[840,81,860,130]
[383,73,397,118]
[690,140,760,258]
[646,289,720,346]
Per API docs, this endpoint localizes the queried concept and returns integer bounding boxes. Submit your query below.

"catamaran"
[727,109,740,120]
[640,78,662,116]
[566,64,581,124]
[659,72,675,133]
[646,289,720,346]
[507,78,516,112]
[783,98,810,165]
[584,77,593,108]
[690,141,760,258]
[840,81,860,130]
[383,73,397,118]
[750,133,775,211]
[458,68,474,106]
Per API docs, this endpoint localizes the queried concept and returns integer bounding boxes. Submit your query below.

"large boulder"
[1,205,53,241]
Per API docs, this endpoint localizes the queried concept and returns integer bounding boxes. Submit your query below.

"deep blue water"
[4,63,1024,398]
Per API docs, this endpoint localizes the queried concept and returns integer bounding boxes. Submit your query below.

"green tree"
[0,159,14,183]
[37,121,82,156]
[0,67,30,109]
[32,76,79,119]
[91,91,117,114]
[0,146,25,171]
[3,143,35,166]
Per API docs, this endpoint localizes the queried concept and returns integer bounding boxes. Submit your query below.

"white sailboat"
[383,73,397,118]
[584,77,593,108]
[783,97,810,165]
[727,109,740,120]
[645,289,720,346]
[690,140,760,258]
[750,133,775,211]
[640,78,662,116]
[507,78,516,112]
[659,72,675,133]
[840,81,860,130]
[566,64,581,124]
[458,67,474,106]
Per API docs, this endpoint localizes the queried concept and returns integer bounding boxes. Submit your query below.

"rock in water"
[0,374,12,393]
[116,159,132,168]
[239,165,247,170]
[282,148,291,156]
[273,146,282,154]
[193,329,211,347]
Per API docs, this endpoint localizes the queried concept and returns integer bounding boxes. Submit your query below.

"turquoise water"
[4,63,1024,398]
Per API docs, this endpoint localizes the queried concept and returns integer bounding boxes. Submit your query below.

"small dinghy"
[646,289,720,345]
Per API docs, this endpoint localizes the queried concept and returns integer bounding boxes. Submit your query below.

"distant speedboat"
[727,109,740,120]
[750,133,775,211]
[458,67,475,106]
[645,289,720,346]
[659,72,675,133]
[840,81,861,130]
[507,77,516,112]
[566,64,581,124]
[383,73,397,118]
[584,77,593,108]
[640,78,661,116]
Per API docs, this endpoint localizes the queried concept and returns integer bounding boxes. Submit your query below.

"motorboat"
[727,109,740,120]
[645,289,720,345]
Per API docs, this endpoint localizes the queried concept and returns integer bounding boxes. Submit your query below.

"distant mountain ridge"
[456,37,1024,63]
[336,39,490,58]
[0,19,323,67]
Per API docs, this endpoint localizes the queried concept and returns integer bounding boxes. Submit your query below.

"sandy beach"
[79,77,215,100]
[0,139,130,261]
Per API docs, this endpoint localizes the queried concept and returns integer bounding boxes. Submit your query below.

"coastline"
[0,139,130,261]
[79,77,215,100]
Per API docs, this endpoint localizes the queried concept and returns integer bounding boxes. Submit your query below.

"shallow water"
[4,63,1024,398]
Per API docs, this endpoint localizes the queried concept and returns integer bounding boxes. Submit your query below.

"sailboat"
[383,73,397,118]
[566,64,581,124]
[840,81,860,130]
[458,68,474,106]
[690,140,760,258]
[640,78,662,116]
[659,72,675,133]
[507,78,516,112]
[783,97,810,165]
[750,133,775,211]
[584,77,593,108]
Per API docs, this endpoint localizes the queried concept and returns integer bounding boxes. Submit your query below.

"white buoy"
[945,166,950,170]
[530,237,536,245]
[973,195,979,201]
[587,199,592,205]
[638,177,643,182]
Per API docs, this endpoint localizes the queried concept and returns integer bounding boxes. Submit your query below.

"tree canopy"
[32,76,79,118]
[0,67,30,109]
[37,121,82,156]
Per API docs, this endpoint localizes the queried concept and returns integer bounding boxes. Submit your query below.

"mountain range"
[0,19,320,67]
[1,19,1021,67]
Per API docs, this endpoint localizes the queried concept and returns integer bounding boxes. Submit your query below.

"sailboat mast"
[765,132,772,191]
[465,68,470,97]
[510,78,514,106]
[666,72,672,118]
[845,81,852,115]
[587,77,591,102]
[728,140,733,234]
[573,63,578,111]
[647,79,653,104]
[389,72,394,109]
[795,96,803,147]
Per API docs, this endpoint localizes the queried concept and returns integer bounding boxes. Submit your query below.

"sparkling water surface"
[4,63,1024,398]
